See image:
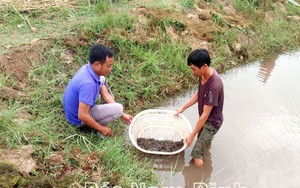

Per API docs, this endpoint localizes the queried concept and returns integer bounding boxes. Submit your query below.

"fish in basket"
[129,109,192,155]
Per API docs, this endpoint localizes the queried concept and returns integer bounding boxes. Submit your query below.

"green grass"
[209,0,300,69]
[105,36,192,110]
[0,4,72,55]
[0,74,5,87]
[177,0,195,9]
[0,39,159,186]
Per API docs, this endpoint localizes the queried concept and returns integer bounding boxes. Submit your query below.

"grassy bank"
[0,0,299,187]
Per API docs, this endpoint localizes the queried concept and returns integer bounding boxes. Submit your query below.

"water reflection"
[257,54,278,83]
[150,153,185,172]
[147,145,213,187]
[182,148,212,187]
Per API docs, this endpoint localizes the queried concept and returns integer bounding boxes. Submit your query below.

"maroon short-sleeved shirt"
[198,69,224,129]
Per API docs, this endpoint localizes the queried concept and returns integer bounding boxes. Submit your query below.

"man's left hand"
[121,113,133,125]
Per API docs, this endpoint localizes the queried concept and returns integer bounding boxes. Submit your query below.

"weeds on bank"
[0,36,185,187]
[0,0,129,55]
[0,3,71,55]
[210,0,300,67]
[0,3,192,184]
[0,39,159,186]
[177,0,195,9]
[240,4,300,57]
[106,37,192,110]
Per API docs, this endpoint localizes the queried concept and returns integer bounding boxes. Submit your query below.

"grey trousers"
[89,103,123,125]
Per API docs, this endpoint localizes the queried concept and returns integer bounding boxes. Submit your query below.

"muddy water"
[151,50,300,188]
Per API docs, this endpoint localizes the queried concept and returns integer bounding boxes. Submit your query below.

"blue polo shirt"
[63,64,105,126]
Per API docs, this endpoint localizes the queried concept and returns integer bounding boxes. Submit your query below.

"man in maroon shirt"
[176,48,224,166]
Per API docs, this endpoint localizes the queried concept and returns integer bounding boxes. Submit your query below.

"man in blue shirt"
[63,44,133,137]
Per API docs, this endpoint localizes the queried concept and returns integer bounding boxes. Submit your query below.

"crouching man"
[63,44,133,137]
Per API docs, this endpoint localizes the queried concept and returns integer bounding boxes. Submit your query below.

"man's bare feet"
[194,158,204,166]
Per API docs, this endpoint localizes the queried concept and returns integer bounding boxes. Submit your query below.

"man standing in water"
[63,44,133,137]
[176,48,224,166]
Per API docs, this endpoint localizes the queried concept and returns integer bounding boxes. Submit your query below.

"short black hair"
[89,44,114,64]
[187,48,211,68]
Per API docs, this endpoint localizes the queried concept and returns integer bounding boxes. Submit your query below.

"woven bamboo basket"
[129,109,192,155]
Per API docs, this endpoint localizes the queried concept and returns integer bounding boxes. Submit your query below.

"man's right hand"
[99,126,114,136]
[175,106,184,116]
[78,102,114,137]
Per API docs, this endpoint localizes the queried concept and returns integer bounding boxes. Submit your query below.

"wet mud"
[137,138,184,152]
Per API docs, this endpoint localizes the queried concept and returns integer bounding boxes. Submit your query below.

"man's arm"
[176,90,199,115]
[78,102,114,136]
[100,84,115,103]
[186,104,213,147]
[100,85,133,125]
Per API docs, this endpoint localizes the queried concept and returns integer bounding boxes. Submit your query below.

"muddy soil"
[137,138,184,152]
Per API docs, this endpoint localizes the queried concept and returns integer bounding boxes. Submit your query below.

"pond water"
[151,50,300,188]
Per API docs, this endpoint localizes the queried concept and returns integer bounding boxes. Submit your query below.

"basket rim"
[129,109,192,155]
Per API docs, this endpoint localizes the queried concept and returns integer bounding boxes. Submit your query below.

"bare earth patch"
[0,145,36,173]
[0,39,47,84]
[0,39,50,101]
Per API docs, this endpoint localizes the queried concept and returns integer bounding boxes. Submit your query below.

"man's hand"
[185,135,194,147]
[175,106,184,116]
[99,126,114,136]
[121,113,133,125]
